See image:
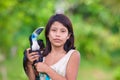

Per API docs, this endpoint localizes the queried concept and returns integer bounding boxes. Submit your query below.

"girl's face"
[48,21,70,47]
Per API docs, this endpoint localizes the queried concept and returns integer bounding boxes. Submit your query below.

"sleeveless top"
[37,49,75,80]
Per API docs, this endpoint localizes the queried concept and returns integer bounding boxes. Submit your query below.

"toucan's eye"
[32,34,35,38]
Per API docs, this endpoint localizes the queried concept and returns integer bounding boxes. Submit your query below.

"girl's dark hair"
[43,14,75,56]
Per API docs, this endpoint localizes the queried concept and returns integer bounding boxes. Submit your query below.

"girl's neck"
[50,46,66,55]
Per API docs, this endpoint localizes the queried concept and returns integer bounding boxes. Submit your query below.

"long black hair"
[43,14,75,56]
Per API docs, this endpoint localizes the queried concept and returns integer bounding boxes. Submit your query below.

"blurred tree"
[0,0,55,58]
[66,0,120,66]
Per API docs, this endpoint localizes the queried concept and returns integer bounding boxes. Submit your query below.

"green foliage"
[113,67,120,80]
[0,0,55,58]
[67,0,120,67]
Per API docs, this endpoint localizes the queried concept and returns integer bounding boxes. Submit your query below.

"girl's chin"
[52,43,63,47]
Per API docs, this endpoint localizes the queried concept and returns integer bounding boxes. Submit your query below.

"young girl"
[25,14,80,80]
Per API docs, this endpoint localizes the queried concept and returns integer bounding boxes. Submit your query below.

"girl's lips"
[53,39,61,42]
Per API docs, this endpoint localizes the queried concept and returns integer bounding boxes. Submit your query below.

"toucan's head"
[29,27,44,46]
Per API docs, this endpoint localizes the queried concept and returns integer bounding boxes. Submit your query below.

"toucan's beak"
[34,27,44,35]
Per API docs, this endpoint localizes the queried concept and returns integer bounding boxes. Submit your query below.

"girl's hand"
[35,62,49,73]
[26,48,40,65]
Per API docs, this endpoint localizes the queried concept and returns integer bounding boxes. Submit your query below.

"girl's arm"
[65,50,80,80]
[35,50,80,80]
[26,63,36,80]
[25,48,40,80]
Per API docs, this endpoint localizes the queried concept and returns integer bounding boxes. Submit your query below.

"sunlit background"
[0,0,120,80]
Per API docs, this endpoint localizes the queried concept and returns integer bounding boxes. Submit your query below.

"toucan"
[23,27,44,75]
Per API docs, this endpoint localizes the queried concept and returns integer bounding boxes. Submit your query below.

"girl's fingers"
[26,48,40,64]
[31,55,39,59]
[30,53,39,57]
[29,53,40,62]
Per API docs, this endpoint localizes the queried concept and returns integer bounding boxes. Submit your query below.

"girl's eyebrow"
[61,27,67,30]
[51,27,57,29]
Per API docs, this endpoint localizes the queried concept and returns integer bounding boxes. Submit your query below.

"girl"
[25,14,80,80]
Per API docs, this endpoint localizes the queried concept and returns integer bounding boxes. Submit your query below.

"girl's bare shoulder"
[71,50,80,61]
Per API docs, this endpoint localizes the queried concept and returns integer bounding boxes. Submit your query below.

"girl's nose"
[55,31,60,37]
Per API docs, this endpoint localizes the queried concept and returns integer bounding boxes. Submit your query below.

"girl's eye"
[61,30,65,32]
[51,29,56,31]
[61,30,66,32]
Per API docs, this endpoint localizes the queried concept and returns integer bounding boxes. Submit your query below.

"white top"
[39,49,75,80]
[50,49,75,76]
